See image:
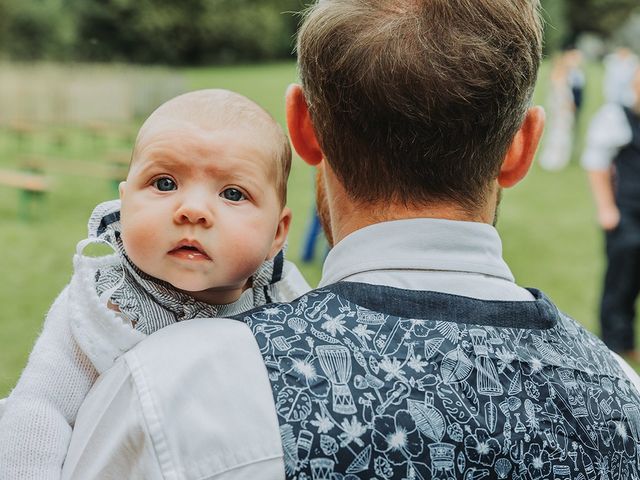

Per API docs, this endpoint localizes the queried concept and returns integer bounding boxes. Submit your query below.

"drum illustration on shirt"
[316,345,357,415]
[245,287,640,480]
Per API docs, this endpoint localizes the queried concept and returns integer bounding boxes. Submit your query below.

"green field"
[0,60,631,397]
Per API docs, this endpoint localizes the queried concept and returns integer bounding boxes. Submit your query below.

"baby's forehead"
[131,90,289,198]
[138,92,282,149]
[132,116,282,181]
[135,114,282,159]
[148,90,274,129]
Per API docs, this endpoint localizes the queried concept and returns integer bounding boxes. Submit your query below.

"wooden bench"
[0,168,51,220]
[20,156,128,193]
[86,121,110,146]
[8,121,37,137]
[7,121,38,149]
[86,122,136,149]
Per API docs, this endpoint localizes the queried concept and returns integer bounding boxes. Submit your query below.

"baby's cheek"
[121,223,162,264]
[226,230,274,276]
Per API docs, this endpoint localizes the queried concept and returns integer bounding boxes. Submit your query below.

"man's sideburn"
[315,168,334,247]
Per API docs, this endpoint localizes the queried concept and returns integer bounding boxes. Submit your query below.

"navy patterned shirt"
[235,282,640,480]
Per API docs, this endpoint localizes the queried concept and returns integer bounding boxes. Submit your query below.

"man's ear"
[498,106,545,188]
[285,84,323,166]
[269,207,292,259]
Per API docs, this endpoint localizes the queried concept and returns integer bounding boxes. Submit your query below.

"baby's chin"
[167,278,216,295]
[169,278,246,305]
[149,268,214,292]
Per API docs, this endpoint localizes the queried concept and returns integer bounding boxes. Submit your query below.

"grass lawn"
[0,60,632,397]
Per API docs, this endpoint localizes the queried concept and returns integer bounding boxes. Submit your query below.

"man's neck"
[323,167,498,244]
[331,202,490,244]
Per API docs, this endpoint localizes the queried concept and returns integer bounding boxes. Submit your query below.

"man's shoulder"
[125,285,319,368]
[231,285,324,322]
[552,309,640,382]
[549,306,607,348]
[123,318,268,395]
[555,310,597,338]
[556,309,610,349]
[119,317,285,479]
[127,316,252,360]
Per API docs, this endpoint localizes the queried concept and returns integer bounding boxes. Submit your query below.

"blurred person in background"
[603,47,639,107]
[582,65,640,360]
[539,51,577,170]
[566,47,586,118]
[539,47,586,171]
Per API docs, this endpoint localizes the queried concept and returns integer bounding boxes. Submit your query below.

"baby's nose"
[174,201,212,226]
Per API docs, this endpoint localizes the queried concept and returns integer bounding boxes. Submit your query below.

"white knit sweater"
[0,249,310,479]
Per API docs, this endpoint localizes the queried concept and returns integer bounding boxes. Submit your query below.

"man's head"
[289,0,544,227]
[119,89,291,304]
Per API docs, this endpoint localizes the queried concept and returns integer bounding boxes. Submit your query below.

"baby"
[0,89,310,478]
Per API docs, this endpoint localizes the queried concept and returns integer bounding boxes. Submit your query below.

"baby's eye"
[221,188,246,202]
[153,177,177,191]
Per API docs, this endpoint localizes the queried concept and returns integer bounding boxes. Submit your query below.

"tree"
[3,0,74,60]
[566,0,640,41]
[539,0,640,54]
[0,0,9,57]
[540,0,569,53]
[73,0,303,64]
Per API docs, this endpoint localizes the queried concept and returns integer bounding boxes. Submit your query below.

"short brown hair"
[297,0,542,211]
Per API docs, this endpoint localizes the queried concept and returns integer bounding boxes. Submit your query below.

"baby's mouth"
[168,241,211,261]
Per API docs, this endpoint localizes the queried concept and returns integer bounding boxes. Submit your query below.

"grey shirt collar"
[320,218,515,287]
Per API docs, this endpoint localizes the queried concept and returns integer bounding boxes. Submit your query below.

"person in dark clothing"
[582,67,640,359]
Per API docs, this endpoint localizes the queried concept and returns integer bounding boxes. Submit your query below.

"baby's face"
[119,118,287,304]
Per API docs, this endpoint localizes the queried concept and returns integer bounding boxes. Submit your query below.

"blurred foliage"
[540,0,568,53]
[2,0,304,64]
[541,0,640,51]
[4,0,75,60]
[0,0,639,64]
[566,0,640,40]
[72,0,303,64]
[0,0,8,50]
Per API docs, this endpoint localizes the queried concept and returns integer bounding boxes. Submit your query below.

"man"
[62,1,640,479]
[582,67,640,359]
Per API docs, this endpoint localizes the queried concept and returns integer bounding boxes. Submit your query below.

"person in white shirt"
[603,47,639,107]
[0,89,309,479]
[62,1,640,479]
[538,52,576,171]
[582,67,640,359]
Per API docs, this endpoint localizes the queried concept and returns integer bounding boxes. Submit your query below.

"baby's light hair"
[132,89,291,206]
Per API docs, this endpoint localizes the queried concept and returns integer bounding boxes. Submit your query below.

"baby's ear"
[269,207,292,259]
[118,181,127,199]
